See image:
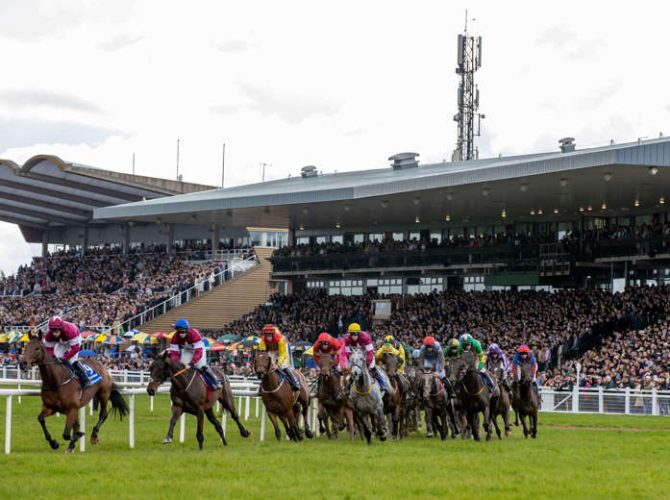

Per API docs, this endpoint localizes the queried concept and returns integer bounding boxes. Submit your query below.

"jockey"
[169,319,222,389]
[443,338,461,359]
[486,343,512,390]
[511,344,538,386]
[375,335,406,374]
[342,323,390,391]
[43,315,90,388]
[418,336,460,435]
[258,324,300,391]
[312,332,343,374]
[459,333,497,392]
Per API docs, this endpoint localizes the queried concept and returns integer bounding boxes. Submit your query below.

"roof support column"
[123,224,130,255]
[41,230,48,258]
[212,225,220,258]
[82,227,89,253]
[167,224,175,255]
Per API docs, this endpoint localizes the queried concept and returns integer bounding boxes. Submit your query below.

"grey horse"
[348,349,387,444]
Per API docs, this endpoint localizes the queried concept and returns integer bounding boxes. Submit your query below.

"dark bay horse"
[453,352,499,441]
[21,335,128,453]
[513,362,540,438]
[316,353,355,439]
[491,366,512,439]
[254,351,313,441]
[146,353,250,449]
[417,369,449,440]
[379,352,405,440]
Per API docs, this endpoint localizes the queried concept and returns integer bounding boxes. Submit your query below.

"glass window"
[249,231,263,246]
[409,232,420,241]
[297,236,309,245]
[390,286,403,294]
[392,232,405,241]
[331,235,343,244]
[430,232,442,244]
[369,233,383,242]
[316,236,326,244]
[367,279,378,286]
[353,234,365,244]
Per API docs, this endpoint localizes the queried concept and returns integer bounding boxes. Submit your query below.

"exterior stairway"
[140,247,275,333]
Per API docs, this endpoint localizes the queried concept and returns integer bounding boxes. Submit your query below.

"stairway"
[140,247,275,333]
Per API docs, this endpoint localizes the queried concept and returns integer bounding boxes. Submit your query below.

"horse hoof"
[62,434,70,442]
[305,430,314,439]
[379,434,387,442]
[91,435,99,445]
[486,434,492,442]
[162,438,172,444]
[240,429,251,438]
[426,432,433,438]
[49,439,60,450]
[221,438,228,446]
[65,448,74,455]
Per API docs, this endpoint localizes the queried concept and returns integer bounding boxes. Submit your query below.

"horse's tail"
[109,384,129,420]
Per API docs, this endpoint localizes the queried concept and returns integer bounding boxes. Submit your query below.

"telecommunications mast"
[453,12,484,161]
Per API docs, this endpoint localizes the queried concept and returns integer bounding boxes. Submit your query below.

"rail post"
[260,405,266,442]
[179,413,185,443]
[572,385,579,413]
[5,395,12,455]
[312,398,318,437]
[652,389,658,416]
[17,383,21,404]
[625,387,631,414]
[255,397,260,418]
[598,387,604,414]
[129,394,135,448]
[79,406,86,452]
[150,395,154,413]
[222,411,227,436]
[244,396,250,421]
[90,399,94,416]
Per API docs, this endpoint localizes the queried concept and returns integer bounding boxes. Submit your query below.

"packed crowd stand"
[0,243,246,330]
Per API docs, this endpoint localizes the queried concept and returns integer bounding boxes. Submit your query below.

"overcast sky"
[1,0,669,275]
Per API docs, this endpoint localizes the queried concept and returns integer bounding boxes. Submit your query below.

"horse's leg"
[300,396,313,439]
[424,406,434,437]
[344,407,356,440]
[37,406,59,450]
[317,402,328,435]
[470,411,480,441]
[265,411,281,441]
[503,404,512,437]
[279,413,295,441]
[164,405,183,444]
[222,393,250,438]
[205,407,227,446]
[361,415,372,445]
[91,395,109,445]
[195,409,205,450]
[531,410,538,439]
[484,404,493,442]
[520,412,530,438]
[492,409,502,440]
[438,407,448,441]
[65,409,83,454]
[375,407,387,441]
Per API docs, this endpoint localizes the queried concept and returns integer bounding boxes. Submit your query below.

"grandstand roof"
[95,136,670,230]
[0,155,215,231]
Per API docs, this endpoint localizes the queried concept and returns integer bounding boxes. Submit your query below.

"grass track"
[0,393,668,499]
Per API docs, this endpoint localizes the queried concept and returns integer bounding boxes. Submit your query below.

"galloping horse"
[453,352,499,441]
[316,352,355,439]
[417,369,450,440]
[348,349,387,445]
[513,362,539,438]
[491,366,512,439]
[21,334,128,453]
[146,353,250,449]
[378,352,405,440]
[254,351,313,441]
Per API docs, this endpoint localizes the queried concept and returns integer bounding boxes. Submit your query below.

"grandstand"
[1,138,670,389]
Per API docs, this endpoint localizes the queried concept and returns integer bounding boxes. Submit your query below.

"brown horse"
[491,366,512,439]
[453,352,499,442]
[513,362,540,438]
[146,353,250,449]
[378,352,406,440]
[315,353,355,439]
[254,351,313,441]
[417,369,449,440]
[20,335,128,454]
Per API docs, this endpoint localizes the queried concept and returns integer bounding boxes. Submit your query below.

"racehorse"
[417,369,450,440]
[446,357,468,438]
[254,350,313,442]
[348,349,387,445]
[378,352,405,440]
[513,362,539,438]
[403,360,422,434]
[20,334,128,454]
[146,352,250,449]
[453,352,499,441]
[316,352,355,439]
[491,366,512,439]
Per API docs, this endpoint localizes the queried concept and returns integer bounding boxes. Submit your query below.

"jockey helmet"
[459,333,473,346]
[48,316,64,330]
[262,324,276,336]
[448,338,460,349]
[517,344,530,354]
[348,323,361,334]
[423,336,436,347]
[412,349,421,359]
[174,319,189,330]
[384,335,395,343]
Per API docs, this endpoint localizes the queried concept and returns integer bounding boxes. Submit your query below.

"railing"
[272,244,541,273]
[540,386,670,416]
[589,236,670,259]
[107,253,258,333]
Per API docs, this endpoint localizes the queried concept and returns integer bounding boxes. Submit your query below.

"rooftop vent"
[300,165,318,178]
[558,137,576,153]
[389,152,420,170]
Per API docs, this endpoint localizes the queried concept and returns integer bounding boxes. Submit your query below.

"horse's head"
[462,351,477,371]
[419,369,435,400]
[254,351,272,378]
[317,352,336,376]
[20,333,47,369]
[147,352,171,396]
[380,352,398,375]
[519,362,533,385]
[349,349,365,383]
[447,357,467,383]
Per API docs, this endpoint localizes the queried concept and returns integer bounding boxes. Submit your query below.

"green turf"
[0,393,668,499]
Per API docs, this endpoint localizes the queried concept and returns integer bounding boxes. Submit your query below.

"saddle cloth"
[80,362,103,385]
[277,369,301,389]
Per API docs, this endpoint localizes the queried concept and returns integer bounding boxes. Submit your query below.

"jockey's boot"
[283,368,300,391]
[370,366,388,392]
[480,370,496,392]
[202,366,222,389]
[71,360,93,388]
